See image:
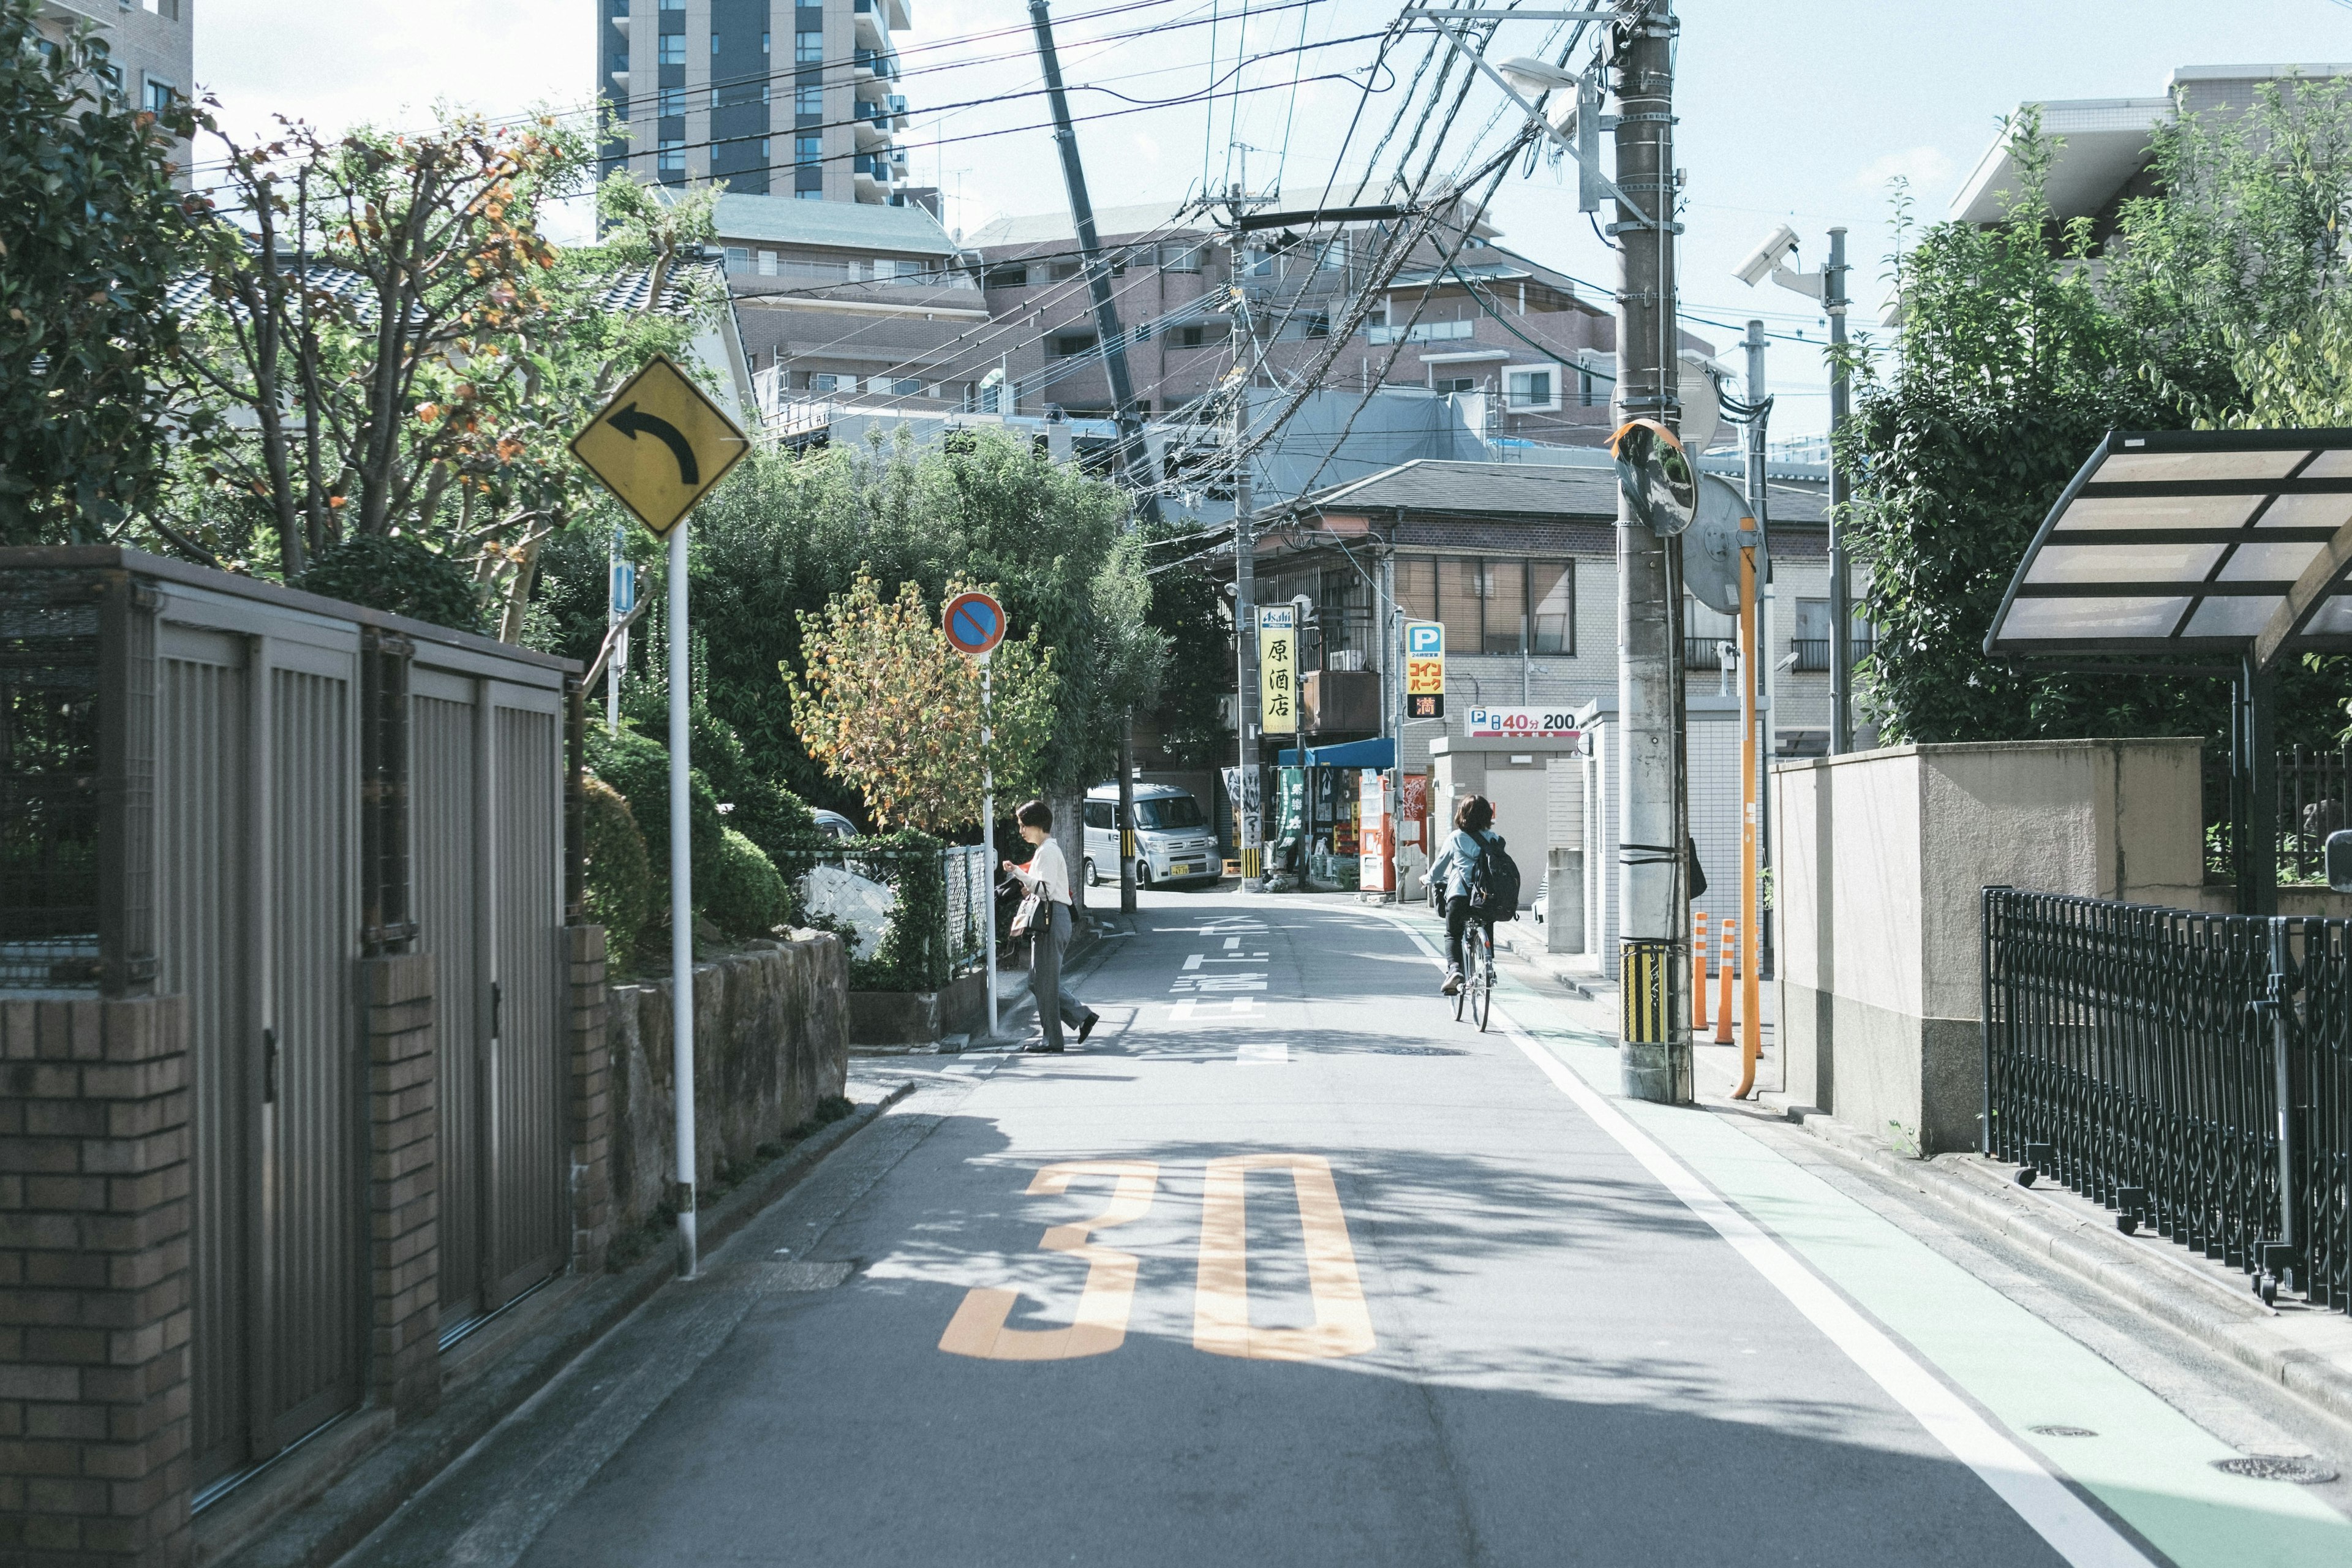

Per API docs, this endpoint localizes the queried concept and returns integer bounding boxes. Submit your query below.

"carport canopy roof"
[1984,428,2352,668]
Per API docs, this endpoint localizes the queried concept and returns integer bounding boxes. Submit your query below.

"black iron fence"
[774,841,990,994]
[2201,744,2352,884]
[1983,887,2351,1311]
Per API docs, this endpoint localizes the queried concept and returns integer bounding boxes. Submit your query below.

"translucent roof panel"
[1986,428,2352,663]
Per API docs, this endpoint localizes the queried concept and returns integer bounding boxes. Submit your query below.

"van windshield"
[1134,797,1204,831]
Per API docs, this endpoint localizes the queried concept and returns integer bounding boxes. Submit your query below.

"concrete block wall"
[1772,737,2207,1156]
[0,995,194,1568]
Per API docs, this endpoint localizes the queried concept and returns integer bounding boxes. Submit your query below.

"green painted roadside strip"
[1474,954,2352,1568]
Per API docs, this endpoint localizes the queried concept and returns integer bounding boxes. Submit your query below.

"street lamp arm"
[1419,14,1652,226]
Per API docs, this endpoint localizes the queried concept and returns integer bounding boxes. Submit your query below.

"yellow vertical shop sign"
[1404,619,1444,719]
[1259,605,1297,734]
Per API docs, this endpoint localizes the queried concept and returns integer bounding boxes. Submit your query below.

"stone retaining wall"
[606,937,850,1237]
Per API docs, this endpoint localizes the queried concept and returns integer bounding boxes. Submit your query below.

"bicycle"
[1453,914,1496,1032]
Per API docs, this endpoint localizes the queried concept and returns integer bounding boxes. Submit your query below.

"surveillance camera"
[1733,224,1801,288]
[1497,55,1579,97]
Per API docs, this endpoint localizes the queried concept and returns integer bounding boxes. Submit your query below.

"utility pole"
[1233,379,1261,889]
[1826,227,1853,755]
[1611,0,1691,1105]
[1742,318,1776,998]
[1030,0,1157,916]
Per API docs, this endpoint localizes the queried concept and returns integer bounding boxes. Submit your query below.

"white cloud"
[1855,146,1954,192]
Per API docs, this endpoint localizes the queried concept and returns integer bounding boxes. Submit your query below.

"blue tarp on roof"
[1274,738,1396,769]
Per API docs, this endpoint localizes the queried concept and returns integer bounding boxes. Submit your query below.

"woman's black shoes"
[1023,1042,1064,1054]
[1077,1011,1099,1044]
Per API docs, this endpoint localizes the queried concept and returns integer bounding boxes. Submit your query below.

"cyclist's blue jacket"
[1442,827,1504,903]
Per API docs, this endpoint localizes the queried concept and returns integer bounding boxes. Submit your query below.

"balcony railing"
[1365,318,1474,345]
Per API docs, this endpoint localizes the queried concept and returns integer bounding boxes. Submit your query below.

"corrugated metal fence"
[1,550,580,1497]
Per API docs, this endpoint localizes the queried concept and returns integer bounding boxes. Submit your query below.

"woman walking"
[1003,798,1099,1054]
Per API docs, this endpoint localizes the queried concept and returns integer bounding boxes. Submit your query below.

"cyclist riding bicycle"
[1439,794,1505,997]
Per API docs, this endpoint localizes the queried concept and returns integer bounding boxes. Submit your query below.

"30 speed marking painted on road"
[938,1162,1158,1362]
[938,1156,1375,1363]
[1194,1154,1373,1361]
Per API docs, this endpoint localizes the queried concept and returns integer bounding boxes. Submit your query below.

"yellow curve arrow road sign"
[569,353,752,538]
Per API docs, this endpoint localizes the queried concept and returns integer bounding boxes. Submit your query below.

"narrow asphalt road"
[345,890,2352,1568]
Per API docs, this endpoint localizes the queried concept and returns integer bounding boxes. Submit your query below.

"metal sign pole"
[982,655,998,1037]
[668,520,697,1279]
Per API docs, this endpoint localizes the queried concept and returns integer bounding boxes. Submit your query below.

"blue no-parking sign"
[943,590,1006,657]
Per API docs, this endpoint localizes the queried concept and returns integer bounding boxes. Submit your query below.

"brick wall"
[0,995,194,1568]
[566,927,612,1276]
[361,954,440,1421]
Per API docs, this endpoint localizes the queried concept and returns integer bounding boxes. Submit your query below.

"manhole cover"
[2214,1455,2340,1485]
[2029,1425,2099,1439]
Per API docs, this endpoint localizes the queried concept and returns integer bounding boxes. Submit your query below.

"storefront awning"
[1985,428,2352,668]
[1275,737,1397,769]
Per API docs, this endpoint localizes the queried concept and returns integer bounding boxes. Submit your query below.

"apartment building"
[715,192,989,421]
[960,197,1624,447]
[33,0,193,179]
[598,0,929,208]
[1953,62,2352,239]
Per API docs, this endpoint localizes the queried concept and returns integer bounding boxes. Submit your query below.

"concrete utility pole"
[1611,0,1691,1104]
[1826,227,1853,755]
[1742,318,1776,992]
[1030,0,1157,916]
[1233,380,1262,889]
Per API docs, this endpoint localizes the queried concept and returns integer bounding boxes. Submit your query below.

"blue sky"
[196,0,2352,436]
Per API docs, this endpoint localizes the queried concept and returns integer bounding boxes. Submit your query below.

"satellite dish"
[1611,418,1697,537]
[1683,472,1763,617]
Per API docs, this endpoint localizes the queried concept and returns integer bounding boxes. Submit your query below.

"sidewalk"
[1390,901,2352,1446]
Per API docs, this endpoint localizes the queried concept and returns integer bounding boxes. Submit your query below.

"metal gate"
[156,608,366,1493]
[412,664,567,1338]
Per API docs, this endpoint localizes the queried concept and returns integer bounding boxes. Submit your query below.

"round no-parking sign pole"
[944,592,1008,1039]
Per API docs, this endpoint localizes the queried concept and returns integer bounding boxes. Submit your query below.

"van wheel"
[1136,861,1154,890]
[1083,856,1098,888]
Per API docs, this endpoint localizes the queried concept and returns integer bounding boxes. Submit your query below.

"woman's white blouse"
[1011,837,1072,906]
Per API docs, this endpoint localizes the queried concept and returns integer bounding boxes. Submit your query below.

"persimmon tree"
[162,113,724,636]
[785,574,1057,833]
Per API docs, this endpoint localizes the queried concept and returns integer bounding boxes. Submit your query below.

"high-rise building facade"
[598,0,921,206]
[34,1,195,184]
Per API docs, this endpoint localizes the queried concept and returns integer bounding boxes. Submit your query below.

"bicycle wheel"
[1471,928,1491,1031]
[1453,954,1468,1021]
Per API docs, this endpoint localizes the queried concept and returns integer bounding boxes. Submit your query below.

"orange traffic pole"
[1734,537,1762,1099]
[1692,911,1709,1032]
[1714,917,1736,1044]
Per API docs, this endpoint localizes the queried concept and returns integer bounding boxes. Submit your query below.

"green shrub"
[586,722,790,955]
[298,532,486,633]
[704,824,788,940]
[580,772,651,974]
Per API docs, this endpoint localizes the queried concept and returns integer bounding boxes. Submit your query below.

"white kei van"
[1081,783,1219,888]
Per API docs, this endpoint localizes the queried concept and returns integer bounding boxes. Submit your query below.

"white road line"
[1237,1041,1288,1064]
[1372,911,2154,1568]
[1223,937,1241,950]
[1229,997,1254,1015]
[1169,999,1197,1022]
[1183,954,1204,971]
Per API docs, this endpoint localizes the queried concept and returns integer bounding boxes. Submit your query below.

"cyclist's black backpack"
[1469,832,1523,922]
